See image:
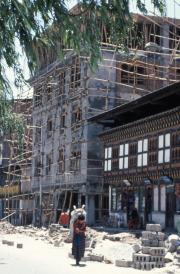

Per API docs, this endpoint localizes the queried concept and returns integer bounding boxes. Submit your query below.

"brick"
[149,247,165,256]
[133,253,151,262]
[90,254,104,262]
[156,262,165,268]
[150,256,165,263]
[81,256,91,262]
[157,232,165,241]
[146,224,154,231]
[133,262,141,269]
[17,243,23,248]
[140,262,156,270]
[7,241,14,246]
[142,238,159,247]
[151,240,159,247]
[115,259,132,267]
[141,239,150,246]
[142,246,151,254]
[158,240,165,247]
[146,224,161,232]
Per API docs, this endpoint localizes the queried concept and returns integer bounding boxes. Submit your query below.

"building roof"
[89,82,180,128]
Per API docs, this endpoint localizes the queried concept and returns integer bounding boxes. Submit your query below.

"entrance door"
[166,192,175,228]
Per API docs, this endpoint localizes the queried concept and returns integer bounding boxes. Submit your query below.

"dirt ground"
[0,222,179,274]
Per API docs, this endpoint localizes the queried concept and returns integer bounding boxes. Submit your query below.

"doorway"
[166,192,175,228]
[145,187,152,224]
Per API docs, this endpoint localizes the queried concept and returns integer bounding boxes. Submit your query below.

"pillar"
[86,195,95,225]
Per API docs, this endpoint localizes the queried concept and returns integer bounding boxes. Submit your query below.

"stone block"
[142,246,151,254]
[90,254,104,262]
[54,240,60,247]
[150,256,165,263]
[149,247,165,256]
[132,244,141,253]
[7,241,14,246]
[133,253,151,263]
[140,262,156,270]
[81,256,91,262]
[156,262,165,268]
[17,243,23,248]
[158,241,165,247]
[146,224,161,232]
[2,240,7,244]
[142,239,150,246]
[142,238,159,247]
[157,232,165,241]
[151,240,159,247]
[133,262,141,269]
[142,231,157,240]
[115,259,132,267]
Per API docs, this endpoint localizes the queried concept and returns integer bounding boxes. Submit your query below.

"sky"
[10,0,180,98]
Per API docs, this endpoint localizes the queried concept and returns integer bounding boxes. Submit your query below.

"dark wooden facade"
[90,82,180,229]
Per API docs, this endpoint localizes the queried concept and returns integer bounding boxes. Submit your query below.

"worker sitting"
[58,210,70,228]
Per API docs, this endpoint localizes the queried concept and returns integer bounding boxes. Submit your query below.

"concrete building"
[0,99,33,224]
[31,13,180,225]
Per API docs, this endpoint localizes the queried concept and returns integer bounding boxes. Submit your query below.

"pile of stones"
[133,224,166,270]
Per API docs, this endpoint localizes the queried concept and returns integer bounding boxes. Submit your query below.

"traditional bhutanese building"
[90,82,180,230]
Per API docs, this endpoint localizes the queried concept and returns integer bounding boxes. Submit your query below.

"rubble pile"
[0,221,17,234]
[1,220,180,272]
[133,224,166,270]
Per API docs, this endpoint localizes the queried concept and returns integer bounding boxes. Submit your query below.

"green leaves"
[0,0,166,91]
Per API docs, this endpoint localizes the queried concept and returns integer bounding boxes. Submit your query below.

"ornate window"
[119,143,129,169]
[104,147,112,171]
[158,133,170,164]
[137,139,148,167]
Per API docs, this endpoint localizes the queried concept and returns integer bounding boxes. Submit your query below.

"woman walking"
[72,214,86,266]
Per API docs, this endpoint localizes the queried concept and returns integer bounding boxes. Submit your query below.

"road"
[0,234,178,274]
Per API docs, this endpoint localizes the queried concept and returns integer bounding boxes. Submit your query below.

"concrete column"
[86,195,95,225]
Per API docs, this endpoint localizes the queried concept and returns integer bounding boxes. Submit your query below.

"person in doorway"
[72,214,86,266]
[128,207,139,229]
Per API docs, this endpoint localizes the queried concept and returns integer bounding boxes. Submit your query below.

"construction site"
[0,2,180,273]
[0,6,180,228]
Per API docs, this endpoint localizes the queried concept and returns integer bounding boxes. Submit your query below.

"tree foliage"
[0,0,166,90]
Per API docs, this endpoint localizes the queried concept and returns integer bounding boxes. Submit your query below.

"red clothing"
[59,212,70,225]
[73,220,86,236]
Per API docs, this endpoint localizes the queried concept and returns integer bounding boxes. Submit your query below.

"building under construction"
[1,10,180,226]
[30,13,180,226]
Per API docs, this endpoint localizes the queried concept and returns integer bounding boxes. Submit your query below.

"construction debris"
[0,220,180,272]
